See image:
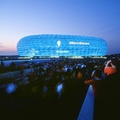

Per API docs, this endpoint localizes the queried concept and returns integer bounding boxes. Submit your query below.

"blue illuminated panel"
[17,34,108,56]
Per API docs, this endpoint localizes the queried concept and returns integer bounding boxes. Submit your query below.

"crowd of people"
[84,58,120,120]
[0,58,120,120]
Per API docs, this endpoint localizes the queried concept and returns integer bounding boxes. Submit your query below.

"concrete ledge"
[77,85,94,120]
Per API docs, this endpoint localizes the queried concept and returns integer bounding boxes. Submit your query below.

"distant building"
[17,34,108,57]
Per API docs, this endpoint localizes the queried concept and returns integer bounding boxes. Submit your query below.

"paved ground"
[0,81,88,120]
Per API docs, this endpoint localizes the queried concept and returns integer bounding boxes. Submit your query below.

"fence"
[0,67,35,80]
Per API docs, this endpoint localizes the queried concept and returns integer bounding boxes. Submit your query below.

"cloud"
[0,42,4,48]
[0,43,1,46]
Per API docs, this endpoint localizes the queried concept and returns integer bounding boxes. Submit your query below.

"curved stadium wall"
[17,34,108,57]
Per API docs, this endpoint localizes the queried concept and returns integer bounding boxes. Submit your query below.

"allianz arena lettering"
[69,42,90,45]
[17,34,108,57]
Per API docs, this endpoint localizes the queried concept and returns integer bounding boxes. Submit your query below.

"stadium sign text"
[69,42,89,45]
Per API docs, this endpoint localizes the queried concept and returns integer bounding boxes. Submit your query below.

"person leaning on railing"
[84,69,104,98]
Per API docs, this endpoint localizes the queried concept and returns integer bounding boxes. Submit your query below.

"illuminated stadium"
[17,34,108,57]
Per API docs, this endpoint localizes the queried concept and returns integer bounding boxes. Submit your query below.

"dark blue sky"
[0,0,120,55]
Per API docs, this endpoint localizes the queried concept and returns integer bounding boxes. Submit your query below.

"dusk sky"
[0,0,120,55]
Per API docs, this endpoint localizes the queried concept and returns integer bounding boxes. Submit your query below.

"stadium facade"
[17,34,108,57]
